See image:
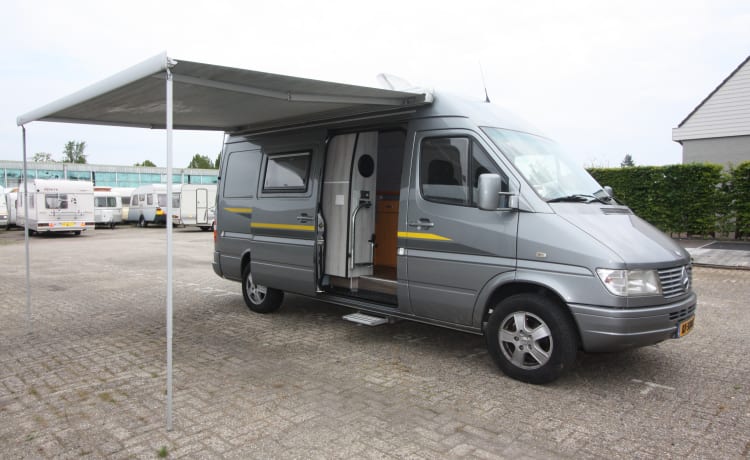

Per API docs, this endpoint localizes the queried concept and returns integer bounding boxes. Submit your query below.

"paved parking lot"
[1,226,749,459]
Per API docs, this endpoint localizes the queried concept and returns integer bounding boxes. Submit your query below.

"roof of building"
[673,55,750,142]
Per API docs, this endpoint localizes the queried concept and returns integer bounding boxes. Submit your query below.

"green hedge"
[587,162,749,239]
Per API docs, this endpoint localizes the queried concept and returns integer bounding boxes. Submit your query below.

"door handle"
[297,213,312,223]
[408,219,434,228]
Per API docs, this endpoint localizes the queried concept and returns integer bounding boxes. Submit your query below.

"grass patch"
[157,446,168,458]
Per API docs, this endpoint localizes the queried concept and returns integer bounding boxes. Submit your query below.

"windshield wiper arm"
[547,194,607,204]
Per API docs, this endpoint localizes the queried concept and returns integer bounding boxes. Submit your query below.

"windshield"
[482,127,605,202]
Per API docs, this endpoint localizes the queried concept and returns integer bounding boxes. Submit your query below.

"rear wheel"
[138,216,147,228]
[241,264,283,313]
[73,230,81,236]
[485,293,578,384]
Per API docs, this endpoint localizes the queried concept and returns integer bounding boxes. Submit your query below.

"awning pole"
[21,126,32,334]
[165,66,174,432]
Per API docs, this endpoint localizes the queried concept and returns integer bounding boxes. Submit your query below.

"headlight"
[596,269,661,296]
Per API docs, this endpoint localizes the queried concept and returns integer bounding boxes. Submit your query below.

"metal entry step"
[343,312,389,326]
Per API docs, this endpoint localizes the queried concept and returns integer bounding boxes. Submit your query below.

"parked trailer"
[93,187,123,229]
[4,188,18,229]
[110,187,134,222]
[171,191,182,227]
[0,186,8,228]
[179,184,216,231]
[16,179,95,235]
[127,184,181,227]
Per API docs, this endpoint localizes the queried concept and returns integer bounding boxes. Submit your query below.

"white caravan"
[179,184,216,231]
[111,187,134,222]
[93,187,123,229]
[16,179,95,235]
[0,186,8,228]
[128,184,181,227]
[4,188,18,229]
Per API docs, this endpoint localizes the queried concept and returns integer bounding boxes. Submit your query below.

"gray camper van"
[212,93,696,384]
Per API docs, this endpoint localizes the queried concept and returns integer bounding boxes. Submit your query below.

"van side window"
[131,194,138,206]
[420,137,508,207]
[420,138,469,205]
[224,150,261,197]
[263,151,311,192]
[147,194,154,206]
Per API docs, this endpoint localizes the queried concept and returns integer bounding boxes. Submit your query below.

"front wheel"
[485,293,578,384]
[241,265,283,313]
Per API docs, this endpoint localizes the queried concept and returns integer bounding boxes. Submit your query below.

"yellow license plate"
[678,316,695,337]
[61,222,75,227]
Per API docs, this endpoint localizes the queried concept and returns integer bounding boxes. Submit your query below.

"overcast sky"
[2,0,748,169]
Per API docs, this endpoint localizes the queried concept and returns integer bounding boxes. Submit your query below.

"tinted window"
[420,137,507,207]
[96,197,117,207]
[420,138,469,205]
[224,151,261,198]
[263,152,310,192]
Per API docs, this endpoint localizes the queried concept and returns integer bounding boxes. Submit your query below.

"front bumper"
[570,292,697,352]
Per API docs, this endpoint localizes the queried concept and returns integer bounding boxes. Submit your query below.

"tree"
[62,141,87,164]
[214,153,221,169]
[187,154,214,169]
[32,152,55,162]
[134,160,157,167]
[620,154,635,168]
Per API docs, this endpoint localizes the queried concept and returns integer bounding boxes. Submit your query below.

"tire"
[200,226,209,232]
[485,293,578,384]
[138,216,147,228]
[73,230,81,236]
[241,264,283,313]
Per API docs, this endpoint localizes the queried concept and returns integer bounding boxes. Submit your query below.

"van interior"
[320,129,406,305]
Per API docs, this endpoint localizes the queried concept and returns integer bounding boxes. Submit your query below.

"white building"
[672,55,750,167]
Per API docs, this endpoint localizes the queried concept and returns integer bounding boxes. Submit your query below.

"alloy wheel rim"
[498,311,553,370]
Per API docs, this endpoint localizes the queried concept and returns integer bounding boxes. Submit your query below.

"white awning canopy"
[16,52,432,432]
[16,52,433,132]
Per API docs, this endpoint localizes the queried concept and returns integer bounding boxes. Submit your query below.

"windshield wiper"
[547,194,609,204]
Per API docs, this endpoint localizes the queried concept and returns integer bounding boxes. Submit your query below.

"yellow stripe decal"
[397,231,452,241]
[251,222,315,231]
[224,207,253,213]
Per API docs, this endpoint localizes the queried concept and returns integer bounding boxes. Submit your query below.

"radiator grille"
[658,265,692,299]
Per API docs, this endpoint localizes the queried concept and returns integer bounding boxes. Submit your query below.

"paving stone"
[0,228,749,458]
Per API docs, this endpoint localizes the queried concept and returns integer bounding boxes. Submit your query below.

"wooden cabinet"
[374,199,398,268]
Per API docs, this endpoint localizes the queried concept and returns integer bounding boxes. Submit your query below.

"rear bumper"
[212,251,223,277]
[570,292,697,352]
[36,222,93,232]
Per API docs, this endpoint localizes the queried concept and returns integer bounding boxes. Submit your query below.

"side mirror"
[603,185,613,198]
[478,173,518,211]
